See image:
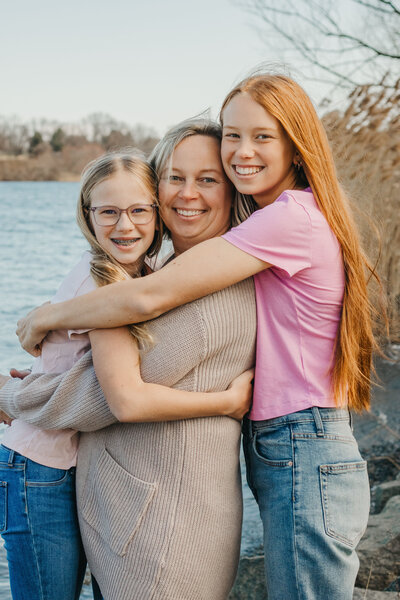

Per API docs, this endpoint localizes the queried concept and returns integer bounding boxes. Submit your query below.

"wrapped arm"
[0,351,117,432]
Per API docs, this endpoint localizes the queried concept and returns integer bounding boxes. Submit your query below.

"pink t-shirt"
[3,251,97,469]
[222,188,345,420]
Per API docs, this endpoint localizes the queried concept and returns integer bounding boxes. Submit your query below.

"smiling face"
[89,169,156,275]
[158,135,233,255]
[221,92,298,208]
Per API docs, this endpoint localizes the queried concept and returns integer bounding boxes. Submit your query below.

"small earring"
[294,161,302,171]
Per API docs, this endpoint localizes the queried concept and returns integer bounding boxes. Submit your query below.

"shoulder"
[52,251,97,303]
[226,188,314,241]
[262,188,315,225]
[195,278,256,328]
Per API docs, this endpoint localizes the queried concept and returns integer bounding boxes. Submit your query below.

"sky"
[2,0,347,136]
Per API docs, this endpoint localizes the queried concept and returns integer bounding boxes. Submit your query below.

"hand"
[0,409,12,426]
[16,302,50,357]
[9,368,32,380]
[226,368,254,421]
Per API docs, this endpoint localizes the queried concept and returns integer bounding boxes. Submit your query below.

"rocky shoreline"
[230,351,400,599]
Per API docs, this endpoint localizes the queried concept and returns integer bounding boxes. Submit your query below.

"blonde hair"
[220,73,384,412]
[149,117,257,228]
[77,149,163,347]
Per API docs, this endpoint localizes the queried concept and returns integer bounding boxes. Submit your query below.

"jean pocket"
[320,460,370,547]
[81,448,157,557]
[26,462,70,487]
[0,482,6,532]
[252,428,293,468]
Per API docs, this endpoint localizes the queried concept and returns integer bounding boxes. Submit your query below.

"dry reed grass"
[323,80,400,342]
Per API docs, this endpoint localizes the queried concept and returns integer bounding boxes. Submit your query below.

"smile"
[234,165,264,176]
[174,208,205,217]
[111,238,140,247]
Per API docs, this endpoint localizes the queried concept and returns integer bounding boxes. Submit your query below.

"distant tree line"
[0,113,160,180]
[0,112,159,157]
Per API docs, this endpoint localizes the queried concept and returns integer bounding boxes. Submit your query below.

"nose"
[179,180,199,201]
[236,137,255,159]
[115,211,137,231]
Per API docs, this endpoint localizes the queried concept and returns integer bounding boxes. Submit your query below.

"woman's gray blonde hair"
[149,117,256,227]
[77,149,163,348]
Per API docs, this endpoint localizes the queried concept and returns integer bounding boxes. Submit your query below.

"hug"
[0,72,378,600]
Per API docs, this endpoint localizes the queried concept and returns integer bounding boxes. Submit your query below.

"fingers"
[15,323,43,357]
[9,368,32,379]
[16,304,48,356]
[242,368,255,381]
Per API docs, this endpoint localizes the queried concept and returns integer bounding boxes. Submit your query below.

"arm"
[18,238,269,355]
[89,327,253,422]
[0,351,118,431]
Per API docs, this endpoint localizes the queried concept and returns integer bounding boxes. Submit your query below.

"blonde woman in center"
[0,120,257,600]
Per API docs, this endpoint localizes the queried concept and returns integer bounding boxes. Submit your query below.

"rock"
[356,496,400,590]
[385,577,400,592]
[371,480,400,514]
[353,589,400,598]
[229,555,267,599]
[366,455,400,488]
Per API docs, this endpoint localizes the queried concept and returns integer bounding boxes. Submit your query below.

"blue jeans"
[0,444,86,600]
[243,407,370,600]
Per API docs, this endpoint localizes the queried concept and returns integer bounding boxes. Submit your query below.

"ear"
[293,150,302,167]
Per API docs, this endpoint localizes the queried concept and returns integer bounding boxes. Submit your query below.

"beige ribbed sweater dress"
[0,279,256,600]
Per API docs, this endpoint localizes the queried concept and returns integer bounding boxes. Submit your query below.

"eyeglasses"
[90,203,158,226]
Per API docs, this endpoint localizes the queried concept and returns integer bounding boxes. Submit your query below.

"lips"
[111,238,140,247]
[174,208,206,217]
[234,165,264,176]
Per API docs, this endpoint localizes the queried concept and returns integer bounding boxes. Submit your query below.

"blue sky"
[2,0,342,135]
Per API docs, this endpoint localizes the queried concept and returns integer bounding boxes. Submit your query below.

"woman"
[9,73,381,599]
[0,120,256,600]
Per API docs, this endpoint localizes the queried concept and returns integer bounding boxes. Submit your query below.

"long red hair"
[221,74,382,411]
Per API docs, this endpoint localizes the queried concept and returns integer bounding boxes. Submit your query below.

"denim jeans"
[0,444,87,600]
[243,407,370,600]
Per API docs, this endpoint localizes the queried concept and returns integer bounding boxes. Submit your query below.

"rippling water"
[0,182,262,598]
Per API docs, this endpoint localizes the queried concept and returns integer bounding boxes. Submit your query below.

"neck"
[170,238,193,257]
[171,229,230,257]
[254,171,300,208]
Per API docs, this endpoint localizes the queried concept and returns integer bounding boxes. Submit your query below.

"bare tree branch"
[234,0,400,89]
[351,0,397,14]
[326,32,400,59]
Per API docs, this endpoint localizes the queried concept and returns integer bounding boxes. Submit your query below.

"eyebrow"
[223,125,278,133]
[163,168,223,175]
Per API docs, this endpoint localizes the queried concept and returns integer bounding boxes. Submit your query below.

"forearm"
[19,238,264,351]
[0,352,117,431]
[107,380,235,422]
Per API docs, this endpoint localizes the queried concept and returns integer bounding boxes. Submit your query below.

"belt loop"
[311,407,325,436]
[7,449,15,466]
[348,409,353,431]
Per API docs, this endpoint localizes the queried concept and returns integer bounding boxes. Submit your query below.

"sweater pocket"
[81,447,157,556]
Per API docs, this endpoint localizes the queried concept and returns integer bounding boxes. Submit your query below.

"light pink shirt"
[222,188,345,420]
[3,252,96,469]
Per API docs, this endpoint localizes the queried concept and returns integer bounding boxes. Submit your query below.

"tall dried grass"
[323,80,400,342]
